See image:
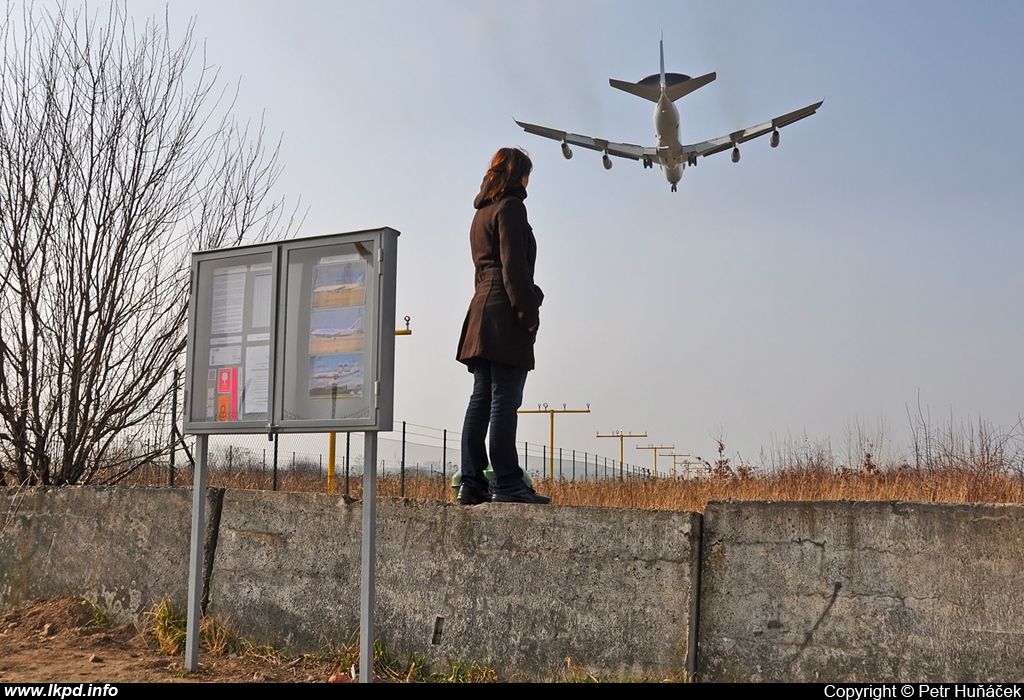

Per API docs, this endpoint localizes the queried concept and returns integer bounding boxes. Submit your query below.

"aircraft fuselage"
[654,91,683,187]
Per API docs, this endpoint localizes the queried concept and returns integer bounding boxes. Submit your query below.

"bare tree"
[0,3,296,485]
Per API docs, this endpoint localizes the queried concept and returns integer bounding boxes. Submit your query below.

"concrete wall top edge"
[705,498,1024,511]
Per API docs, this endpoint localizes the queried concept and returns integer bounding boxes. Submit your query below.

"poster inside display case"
[184,228,398,434]
[186,249,275,429]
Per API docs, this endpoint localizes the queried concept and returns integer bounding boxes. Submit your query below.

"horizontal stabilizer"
[664,71,716,102]
[609,78,662,103]
[610,70,716,103]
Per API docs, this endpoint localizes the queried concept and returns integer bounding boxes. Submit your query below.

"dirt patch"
[0,598,358,683]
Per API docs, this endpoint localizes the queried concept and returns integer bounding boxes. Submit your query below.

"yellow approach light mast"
[518,403,591,480]
[662,452,692,478]
[636,444,674,478]
[596,430,647,480]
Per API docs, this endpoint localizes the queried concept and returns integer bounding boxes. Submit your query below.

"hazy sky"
[119,0,1024,468]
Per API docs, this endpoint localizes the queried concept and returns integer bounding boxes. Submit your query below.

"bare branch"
[0,1,295,485]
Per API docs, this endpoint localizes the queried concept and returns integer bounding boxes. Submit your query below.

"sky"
[117,0,1024,470]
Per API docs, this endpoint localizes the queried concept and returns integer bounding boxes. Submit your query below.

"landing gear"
[643,157,652,169]
[671,183,677,192]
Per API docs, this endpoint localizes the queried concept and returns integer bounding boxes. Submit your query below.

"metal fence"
[129,419,664,494]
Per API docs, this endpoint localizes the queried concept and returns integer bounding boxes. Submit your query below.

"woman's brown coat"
[456,184,543,371]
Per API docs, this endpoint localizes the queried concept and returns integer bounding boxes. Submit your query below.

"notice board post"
[182,228,399,681]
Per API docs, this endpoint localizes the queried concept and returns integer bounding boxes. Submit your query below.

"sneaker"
[456,482,490,506]
[491,485,551,504]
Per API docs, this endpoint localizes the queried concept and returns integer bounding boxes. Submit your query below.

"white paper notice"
[244,345,270,414]
[209,345,242,366]
[251,274,272,328]
[212,267,247,334]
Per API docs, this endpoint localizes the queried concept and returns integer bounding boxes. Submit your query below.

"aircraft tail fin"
[610,37,716,103]
[659,34,666,89]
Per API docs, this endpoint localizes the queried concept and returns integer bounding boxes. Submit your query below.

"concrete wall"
[7,488,1024,681]
[0,487,196,620]
[376,499,698,680]
[209,492,700,680]
[207,490,363,649]
[698,500,1024,682]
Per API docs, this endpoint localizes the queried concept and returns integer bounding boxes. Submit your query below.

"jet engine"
[770,129,780,148]
[731,146,740,163]
[561,142,573,160]
[602,154,613,170]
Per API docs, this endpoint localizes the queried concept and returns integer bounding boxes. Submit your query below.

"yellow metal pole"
[597,431,647,480]
[663,452,692,478]
[549,410,555,480]
[327,432,337,494]
[518,403,592,482]
[636,444,674,478]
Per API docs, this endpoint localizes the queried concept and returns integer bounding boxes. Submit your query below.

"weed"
[430,659,499,683]
[562,657,599,683]
[143,596,241,656]
[81,599,109,627]
[145,597,186,655]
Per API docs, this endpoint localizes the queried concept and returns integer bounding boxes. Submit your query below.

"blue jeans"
[461,360,529,493]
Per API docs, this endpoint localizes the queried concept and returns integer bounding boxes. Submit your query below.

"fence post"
[400,421,406,497]
[572,449,576,481]
[559,447,563,481]
[442,428,447,486]
[345,432,351,497]
[272,434,279,491]
[169,368,178,487]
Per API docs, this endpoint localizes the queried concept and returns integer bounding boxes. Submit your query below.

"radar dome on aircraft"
[637,72,692,86]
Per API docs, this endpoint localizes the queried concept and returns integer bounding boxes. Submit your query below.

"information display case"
[184,228,398,434]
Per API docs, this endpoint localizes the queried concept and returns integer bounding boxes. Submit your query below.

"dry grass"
[115,417,1024,514]
[540,466,1024,513]
[144,596,241,656]
[119,468,1024,515]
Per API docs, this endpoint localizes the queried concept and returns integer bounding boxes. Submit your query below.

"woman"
[456,147,549,505]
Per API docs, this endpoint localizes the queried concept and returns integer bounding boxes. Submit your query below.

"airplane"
[514,39,822,192]
[312,365,361,383]
[310,317,363,338]
[314,282,363,294]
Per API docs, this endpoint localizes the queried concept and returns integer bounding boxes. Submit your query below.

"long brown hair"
[480,147,533,202]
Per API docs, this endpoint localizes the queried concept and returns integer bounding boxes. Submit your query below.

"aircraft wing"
[683,99,823,159]
[514,119,659,161]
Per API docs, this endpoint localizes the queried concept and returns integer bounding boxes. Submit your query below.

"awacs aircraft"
[515,40,822,192]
